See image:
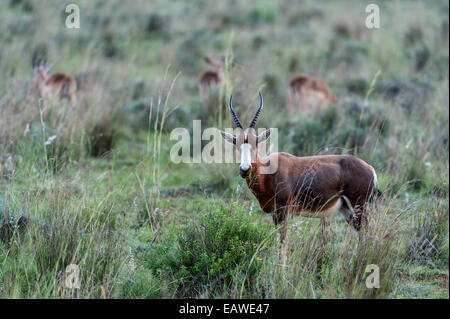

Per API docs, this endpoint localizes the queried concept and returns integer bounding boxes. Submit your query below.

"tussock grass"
[0,0,448,298]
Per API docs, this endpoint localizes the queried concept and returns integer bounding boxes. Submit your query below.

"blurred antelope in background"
[199,56,223,102]
[221,93,381,245]
[288,75,335,114]
[33,62,77,107]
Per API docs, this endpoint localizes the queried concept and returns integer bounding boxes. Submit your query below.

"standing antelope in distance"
[199,56,223,98]
[221,93,381,244]
[288,75,336,115]
[33,62,77,107]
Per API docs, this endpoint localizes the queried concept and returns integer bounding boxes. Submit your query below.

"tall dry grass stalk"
[136,69,180,231]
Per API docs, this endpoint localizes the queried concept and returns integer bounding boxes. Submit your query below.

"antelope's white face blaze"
[240,142,252,174]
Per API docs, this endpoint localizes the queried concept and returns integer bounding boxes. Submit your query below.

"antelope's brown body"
[199,57,222,97]
[34,68,77,106]
[246,153,377,228]
[200,71,221,88]
[288,76,335,113]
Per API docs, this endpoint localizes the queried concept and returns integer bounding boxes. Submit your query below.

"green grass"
[0,0,448,298]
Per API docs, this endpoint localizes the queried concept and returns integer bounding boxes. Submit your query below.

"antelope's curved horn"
[228,95,243,129]
[249,92,263,128]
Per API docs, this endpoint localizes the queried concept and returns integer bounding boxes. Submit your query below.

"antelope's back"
[289,76,310,92]
[289,76,335,107]
[269,153,377,206]
[46,73,75,86]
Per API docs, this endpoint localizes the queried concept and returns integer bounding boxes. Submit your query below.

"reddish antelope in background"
[199,56,223,98]
[33,62,77,107]
[221,93,381,243]
[288,75,336,115]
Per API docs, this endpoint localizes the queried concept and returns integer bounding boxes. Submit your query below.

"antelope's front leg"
[272,208,288,244]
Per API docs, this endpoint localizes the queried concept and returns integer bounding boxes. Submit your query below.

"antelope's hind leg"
[340,196,368,245]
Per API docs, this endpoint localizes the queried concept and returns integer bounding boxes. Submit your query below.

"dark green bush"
[379,78,433,115]
[281,99,389,155]
[346,79,369,96]
[0,195,28,244]
[9,0,33,12]
[121,99,191,133]
[145,13,170,37]
[281,106,337,154]
[337,100,390,148]
[144,205,273,297]
[249,4,278,26]
[87,122,118,158]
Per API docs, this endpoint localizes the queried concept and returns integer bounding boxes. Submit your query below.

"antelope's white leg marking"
[240,143,252,171]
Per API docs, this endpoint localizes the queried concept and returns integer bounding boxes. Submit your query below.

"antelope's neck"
[245,154,262,194]
[35,73,47,89]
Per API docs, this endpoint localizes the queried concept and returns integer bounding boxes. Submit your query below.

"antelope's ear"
[220,131,236,145]
[257,129,271,144]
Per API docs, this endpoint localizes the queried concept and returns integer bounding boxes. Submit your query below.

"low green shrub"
[143,205,273,297]
[281,98,389,156]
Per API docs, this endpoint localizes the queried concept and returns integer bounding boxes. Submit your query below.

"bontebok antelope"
[288,75,335,114]
[221,93,381,243]
[33,62,77,107]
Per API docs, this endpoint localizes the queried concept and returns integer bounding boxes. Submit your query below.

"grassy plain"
[0,0,448,298]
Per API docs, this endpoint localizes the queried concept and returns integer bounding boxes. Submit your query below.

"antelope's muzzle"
[239,143,252,177]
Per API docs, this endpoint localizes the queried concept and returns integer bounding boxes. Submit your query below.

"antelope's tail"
[376,188,383,199]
